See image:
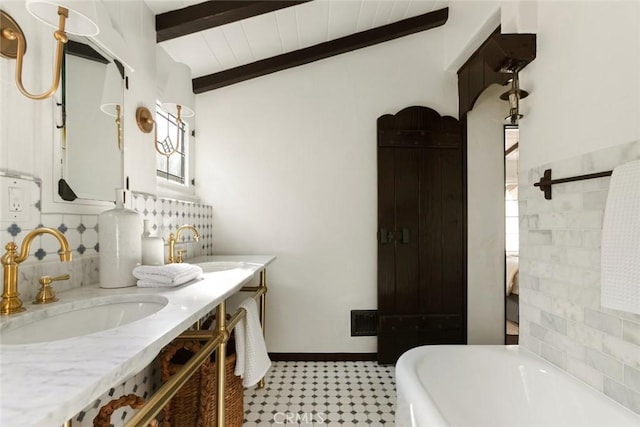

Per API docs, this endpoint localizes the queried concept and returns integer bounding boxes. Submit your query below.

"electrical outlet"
[1,176,34,226]
[9,187,23,212]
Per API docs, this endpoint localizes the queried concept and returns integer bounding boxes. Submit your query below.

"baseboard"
[269,353,377,362]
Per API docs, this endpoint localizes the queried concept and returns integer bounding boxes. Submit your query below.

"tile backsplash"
[1,182,214,301]
[519,140,640,414]
[132,191,214,260]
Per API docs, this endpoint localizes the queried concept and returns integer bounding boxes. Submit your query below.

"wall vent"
[351,310,378,336]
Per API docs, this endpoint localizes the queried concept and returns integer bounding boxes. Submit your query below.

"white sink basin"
[0,295,168,345]
[196,261,246,272]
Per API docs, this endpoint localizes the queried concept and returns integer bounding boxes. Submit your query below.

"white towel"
[133,264,203,287]
[601,159,640,314]
[136,277,202,288]
[233,298,271,387]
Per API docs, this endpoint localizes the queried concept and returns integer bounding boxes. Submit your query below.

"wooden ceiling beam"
[156,0,311,42]
[193,7,449,94]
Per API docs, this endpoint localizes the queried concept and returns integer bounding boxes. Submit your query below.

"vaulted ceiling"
[144,0,450,93]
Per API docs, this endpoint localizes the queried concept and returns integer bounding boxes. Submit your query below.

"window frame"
[155,100,188,185]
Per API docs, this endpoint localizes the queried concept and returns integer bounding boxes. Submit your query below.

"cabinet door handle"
[378,227,395,244]
[378,227,388,244]
[379,228,409,244]
[401,228,410,244]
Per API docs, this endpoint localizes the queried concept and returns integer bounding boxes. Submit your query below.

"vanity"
[0,255,275,427]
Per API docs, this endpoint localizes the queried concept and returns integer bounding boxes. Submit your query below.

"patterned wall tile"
[131,192,214,261]
[72,363,161,427]
[1,188,213,268]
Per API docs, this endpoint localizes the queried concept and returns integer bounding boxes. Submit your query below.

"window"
[155,100,187,185]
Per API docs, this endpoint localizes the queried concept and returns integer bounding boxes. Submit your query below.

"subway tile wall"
[519,140,640,414]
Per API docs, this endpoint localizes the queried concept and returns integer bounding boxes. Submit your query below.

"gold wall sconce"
[500,69,529,125]
[136,63,195,158]
[0,1,98,100]
[136,106,154,133]
[136,105,180,157]
[100,62,124,150]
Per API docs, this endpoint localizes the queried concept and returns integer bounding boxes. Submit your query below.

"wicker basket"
[159,339,243,427]
[93,394,158,427]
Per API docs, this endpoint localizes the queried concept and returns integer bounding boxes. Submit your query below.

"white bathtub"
[396,345,640,427]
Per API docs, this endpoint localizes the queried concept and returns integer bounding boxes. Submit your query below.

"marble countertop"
[0,255,275,427]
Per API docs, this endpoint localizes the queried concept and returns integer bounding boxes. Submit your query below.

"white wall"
[444,0,500,72]
[196,29,458,352]
[466,84,506,344]
[519,0,640,171]
[500,0,538,34]
[0,1,53,176]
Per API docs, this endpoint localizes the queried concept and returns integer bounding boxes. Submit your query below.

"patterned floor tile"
[243,361,395,426]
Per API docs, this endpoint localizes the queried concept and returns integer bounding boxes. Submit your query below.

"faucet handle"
[33,274,69,304]
[176,250,187,263]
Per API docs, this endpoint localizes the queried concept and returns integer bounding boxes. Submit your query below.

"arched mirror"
[57,39,124,202]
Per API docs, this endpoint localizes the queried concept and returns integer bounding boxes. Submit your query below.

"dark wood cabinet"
[377,106,466,364]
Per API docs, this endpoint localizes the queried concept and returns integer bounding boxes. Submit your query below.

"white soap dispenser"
[98,189,143,288]
[141,219,164,266]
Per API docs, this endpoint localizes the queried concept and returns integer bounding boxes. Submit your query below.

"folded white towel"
[136,277,202,288]
[233,298,271,387]
[133,264,203,287]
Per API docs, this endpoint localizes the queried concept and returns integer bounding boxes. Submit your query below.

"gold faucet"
[167,225,200,263]
[1,227,72,315]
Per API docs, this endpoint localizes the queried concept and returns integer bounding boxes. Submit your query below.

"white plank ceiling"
[144,0,449,79]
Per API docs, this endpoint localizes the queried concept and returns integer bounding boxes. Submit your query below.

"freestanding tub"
[396,345,640,427]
